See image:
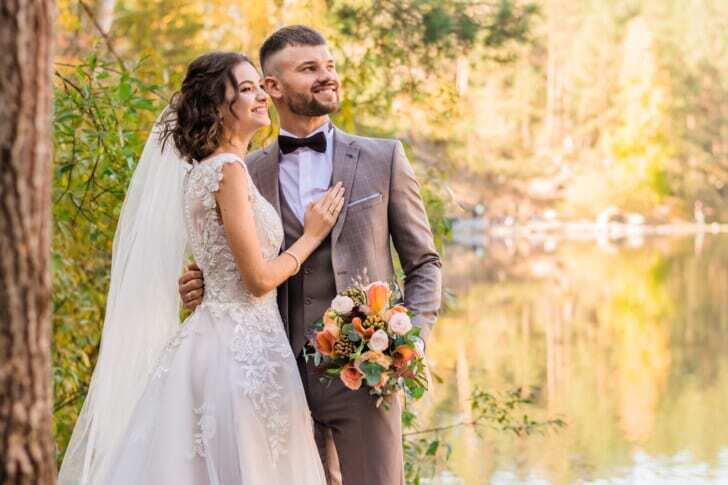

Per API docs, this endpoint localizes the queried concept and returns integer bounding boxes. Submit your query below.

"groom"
[179,25,441,485]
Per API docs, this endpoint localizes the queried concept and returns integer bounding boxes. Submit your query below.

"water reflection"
[420,234,728,483]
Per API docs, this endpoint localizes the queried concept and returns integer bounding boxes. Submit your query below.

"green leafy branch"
[402,386,565,483]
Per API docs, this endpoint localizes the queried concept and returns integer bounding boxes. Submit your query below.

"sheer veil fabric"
[58,116,191,483]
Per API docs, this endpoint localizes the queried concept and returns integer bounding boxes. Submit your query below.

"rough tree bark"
[0,0,56,483]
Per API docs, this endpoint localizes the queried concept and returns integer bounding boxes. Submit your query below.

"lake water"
[418,234,728,484]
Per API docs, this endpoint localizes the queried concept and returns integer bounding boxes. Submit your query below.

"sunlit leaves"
[52,56,161,461]
[328,0,538,128]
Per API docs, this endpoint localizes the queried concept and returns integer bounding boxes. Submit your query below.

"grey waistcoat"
[279,192,338,356]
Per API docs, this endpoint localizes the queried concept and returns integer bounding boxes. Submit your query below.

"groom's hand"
[179,263,204,310]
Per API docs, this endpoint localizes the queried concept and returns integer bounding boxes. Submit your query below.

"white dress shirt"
[278,123,334,225]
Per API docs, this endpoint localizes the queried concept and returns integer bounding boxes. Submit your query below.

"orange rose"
[384,304,408,322]
[357,350,393,370]
[322,308,341,338]
[392,344,415,369]
[315,330,337,357]
[323,308,337,326]
[340,362,364,390]
[367,282,390,314]
[353,317,374,338]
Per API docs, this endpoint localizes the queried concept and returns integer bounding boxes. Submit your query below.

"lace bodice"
[182,153,294,464]
[183,153,284,314]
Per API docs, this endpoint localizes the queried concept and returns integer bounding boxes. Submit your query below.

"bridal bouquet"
[307,281,428,407]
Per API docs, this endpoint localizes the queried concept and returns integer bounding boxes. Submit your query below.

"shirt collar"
[280,121,332,139]
[279,122,333,156]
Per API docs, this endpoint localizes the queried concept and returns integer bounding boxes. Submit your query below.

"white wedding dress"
[99,153,326,484]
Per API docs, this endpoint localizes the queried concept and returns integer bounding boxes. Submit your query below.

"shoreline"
[452,219,728,245]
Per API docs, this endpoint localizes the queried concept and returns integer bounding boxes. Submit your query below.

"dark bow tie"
[278,131,327,154]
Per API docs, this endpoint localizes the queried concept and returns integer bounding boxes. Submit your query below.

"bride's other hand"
[303,182,345,242]
[178,262,204,310]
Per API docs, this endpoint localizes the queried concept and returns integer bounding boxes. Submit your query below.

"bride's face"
[220,62,270,137]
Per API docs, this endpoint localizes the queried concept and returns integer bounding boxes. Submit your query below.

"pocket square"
[347,192,382,208]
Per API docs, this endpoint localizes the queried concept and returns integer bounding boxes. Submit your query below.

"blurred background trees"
[445,0,726,222]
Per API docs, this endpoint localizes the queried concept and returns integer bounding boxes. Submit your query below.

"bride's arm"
[216,162,344,297]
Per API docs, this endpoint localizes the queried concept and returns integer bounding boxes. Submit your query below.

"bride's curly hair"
[159,51,253,162]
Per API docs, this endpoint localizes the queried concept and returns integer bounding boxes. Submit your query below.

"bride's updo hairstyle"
[160,51,253,162]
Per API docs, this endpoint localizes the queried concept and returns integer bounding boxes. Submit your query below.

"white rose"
[331,295,355,315]
[389,312,412,335]
[368,329,389,352]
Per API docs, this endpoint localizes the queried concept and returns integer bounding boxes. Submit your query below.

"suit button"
[304,267,312,275]
[305,298,312,305]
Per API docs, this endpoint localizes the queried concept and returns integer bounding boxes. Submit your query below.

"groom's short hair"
[259,25,326,74]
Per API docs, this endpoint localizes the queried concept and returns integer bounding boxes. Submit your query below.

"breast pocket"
[347,192,383,212]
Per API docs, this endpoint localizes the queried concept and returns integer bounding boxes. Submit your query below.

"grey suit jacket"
[246,127,442,340]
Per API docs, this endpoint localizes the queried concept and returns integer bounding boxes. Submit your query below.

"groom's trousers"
[279,193,404,485]
[297,355,404,485]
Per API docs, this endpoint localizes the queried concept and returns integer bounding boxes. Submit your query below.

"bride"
[58,52,343,484]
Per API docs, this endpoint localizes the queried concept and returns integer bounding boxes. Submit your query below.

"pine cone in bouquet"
[332,336,357,357]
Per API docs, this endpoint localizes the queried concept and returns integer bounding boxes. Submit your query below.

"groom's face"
[263,44,340,117]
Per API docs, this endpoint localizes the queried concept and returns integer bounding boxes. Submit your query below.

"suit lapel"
[254,141,281,217]
[331,128,360,245]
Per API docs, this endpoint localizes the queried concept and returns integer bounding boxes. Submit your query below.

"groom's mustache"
[311,81,339,93]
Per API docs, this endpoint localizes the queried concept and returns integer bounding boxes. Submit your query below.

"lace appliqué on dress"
[151,321,198,380]
[189,402,217,459]
[228,313,292,462]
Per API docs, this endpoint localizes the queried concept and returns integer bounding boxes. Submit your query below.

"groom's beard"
[283,84,340,117]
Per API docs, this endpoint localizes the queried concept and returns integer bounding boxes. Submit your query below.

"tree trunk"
[0,0,56,483]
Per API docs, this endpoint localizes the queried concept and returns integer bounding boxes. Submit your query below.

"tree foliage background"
[52,0,725,480]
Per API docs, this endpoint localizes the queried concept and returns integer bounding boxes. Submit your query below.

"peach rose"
[366,282,390,314]
[323,308,337,326]
[322,308,341,338]
[392,344,415,369]
[324,322,341,339]
[353,317,374,338]
[368,329,389,352]
[384,305,407,322]
[315,330,337,357]
[357,350,393,370]
[340,362,364,390]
